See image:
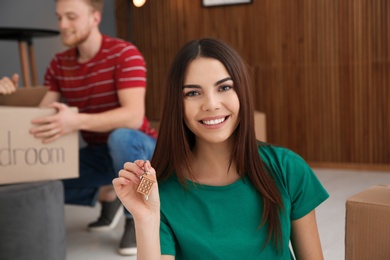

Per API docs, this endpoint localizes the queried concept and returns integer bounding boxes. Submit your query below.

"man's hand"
[30,102,79,143]
[0,74,19,95]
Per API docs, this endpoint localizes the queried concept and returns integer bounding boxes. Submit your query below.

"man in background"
[0,0,156,256]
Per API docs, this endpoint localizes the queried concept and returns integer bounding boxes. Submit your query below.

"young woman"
[113,38,329,259]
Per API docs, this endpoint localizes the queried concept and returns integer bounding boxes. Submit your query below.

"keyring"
[136,161,155,200]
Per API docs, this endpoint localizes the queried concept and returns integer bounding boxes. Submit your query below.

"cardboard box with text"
[0,88,79,184]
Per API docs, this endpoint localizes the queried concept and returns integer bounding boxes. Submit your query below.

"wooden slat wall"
[115,0,389,167]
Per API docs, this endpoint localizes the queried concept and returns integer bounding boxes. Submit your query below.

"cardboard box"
[0,86,48,107]
[345,185,390,260]
[0,88,79,184]
[254,111,266,142]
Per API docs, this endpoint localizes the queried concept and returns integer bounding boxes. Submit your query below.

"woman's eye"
[184,91,200,97]
[219,85,233,92]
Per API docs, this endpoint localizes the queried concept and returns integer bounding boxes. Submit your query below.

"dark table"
[0,27,59,87]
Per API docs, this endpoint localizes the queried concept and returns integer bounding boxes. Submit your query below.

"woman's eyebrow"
[215,77,232,85]
[183,77,232,89]
[182,84,200,89]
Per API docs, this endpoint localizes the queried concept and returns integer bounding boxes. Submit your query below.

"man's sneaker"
[87,198,123,232]
[118,218,137,256]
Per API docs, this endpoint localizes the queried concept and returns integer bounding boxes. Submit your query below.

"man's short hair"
[56,0,104,13]
[84,0,104,13]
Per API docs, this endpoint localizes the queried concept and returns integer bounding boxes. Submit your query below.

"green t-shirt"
[158,144,329,259]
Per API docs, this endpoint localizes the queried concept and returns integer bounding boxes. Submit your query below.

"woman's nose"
[201,93,220,111]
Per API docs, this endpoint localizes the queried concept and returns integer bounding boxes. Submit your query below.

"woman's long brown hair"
[151,38,284,250]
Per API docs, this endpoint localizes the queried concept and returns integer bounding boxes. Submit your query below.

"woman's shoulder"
[257,141,302,164]
[257,142,329,218]
[257,141,315,181]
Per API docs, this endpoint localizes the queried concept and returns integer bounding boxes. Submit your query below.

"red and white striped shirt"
[44,35,157,144]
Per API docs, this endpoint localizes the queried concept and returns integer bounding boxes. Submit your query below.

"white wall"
[0,0,117,86]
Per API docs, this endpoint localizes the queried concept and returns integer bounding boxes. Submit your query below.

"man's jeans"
[63,128,156,218]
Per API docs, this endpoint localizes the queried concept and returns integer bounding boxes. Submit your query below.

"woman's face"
[182,57,240,145]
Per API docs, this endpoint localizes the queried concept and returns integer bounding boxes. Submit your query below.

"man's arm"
[31,87,146,143]
[75,87,146,132]
[39,90,61,106]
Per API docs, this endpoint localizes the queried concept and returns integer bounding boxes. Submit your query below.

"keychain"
[136,162,155,200]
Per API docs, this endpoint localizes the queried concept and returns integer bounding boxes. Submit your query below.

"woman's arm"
[113,160,174,260]
[290,210,324,260]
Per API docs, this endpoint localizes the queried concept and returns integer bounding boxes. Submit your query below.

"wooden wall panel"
[116,0,390,167]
